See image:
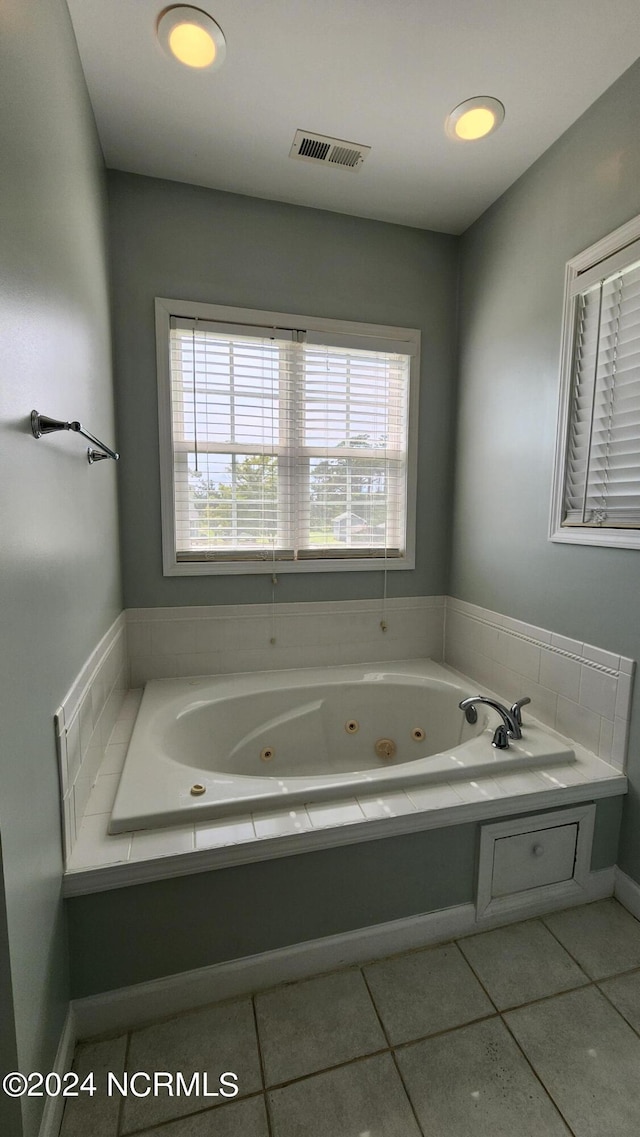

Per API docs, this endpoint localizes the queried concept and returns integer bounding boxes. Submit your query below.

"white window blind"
[562,244,640,529]
[168,316,412,564]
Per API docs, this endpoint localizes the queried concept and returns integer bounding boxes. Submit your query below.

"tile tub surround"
[445,597,635,770]
[126,595,446,687]
[54,615,128,863]
[59,593,633,885]
[59,899,640,1137]
[64,684,624,889]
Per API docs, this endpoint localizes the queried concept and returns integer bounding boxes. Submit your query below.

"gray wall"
[108,171,459,608]
[67,798,621,997]
[0,1,121,1132]
[450,59,640,882]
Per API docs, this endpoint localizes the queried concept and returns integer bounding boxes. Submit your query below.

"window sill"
[549,527,640,552]
[163,554,415,576]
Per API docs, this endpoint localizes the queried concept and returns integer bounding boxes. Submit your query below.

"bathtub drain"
[190,784,206,796]
[260,747,275,762]
[375,738,397,760]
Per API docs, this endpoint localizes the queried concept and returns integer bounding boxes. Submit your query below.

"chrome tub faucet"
[458,695,531,750]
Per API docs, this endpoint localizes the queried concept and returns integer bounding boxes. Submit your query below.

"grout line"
[119,1089,267,1136]
[266,1047,391,1091]
[116,1031,131,1137]
[456,938,578,1137]
[92,902,640,1135]
[497,1013,578,1136]
[251,995,274,1137]
[595,979,640,1042]
[539,901,614,978]
[359,965,427,1137]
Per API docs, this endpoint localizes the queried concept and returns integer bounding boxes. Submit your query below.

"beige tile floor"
[61,898,640,1137]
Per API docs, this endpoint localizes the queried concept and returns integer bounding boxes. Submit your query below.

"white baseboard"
[72,902,475,1038]
[614,867,640,920]
[72,867,615,1040]
[38,1008,76,1137]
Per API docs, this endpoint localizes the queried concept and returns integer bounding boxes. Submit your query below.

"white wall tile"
[550,632,583,656]
[101,743,128,775]
[493,630,511,667]
[85,774,121,816]
[109,716,136,746]
[493,770,548,796]
[615,672,634,721]
[612,717,630,770]
[536,764,589,789]
[127,599,444,686]
[130,826,194,861]
[583,643,620,670]
[453,778,506,803]
[539,651,582,702]
[405,784,464,810]
[599,717,614,762]
[555,696,602,754]
[195,815,256,849]
[174,653,225,679]
[66,717,82,786]
[477,621,500,660]
[306,799,365,828]
[150,619,201,656]
[73,775,92,828]
[579,666,617,720]
[491,663,523,703]
[357,791,416,820]
[502,617,551,644]
[78,695,93,754]
[253,807,313,838]
[505,636,541,682]
[120,690,143,718]
[127,621,151,656]
[519,680,558,729]
[130,654,178,685]
[69,814,131,870]
[83,737,104,788]
[63,794,76,860]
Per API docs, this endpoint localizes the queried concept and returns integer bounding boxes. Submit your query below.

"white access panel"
[492,823,578,897]
[477,804,596,920]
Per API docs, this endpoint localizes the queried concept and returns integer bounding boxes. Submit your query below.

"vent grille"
[298,136,331,161]
[290,130,371,171]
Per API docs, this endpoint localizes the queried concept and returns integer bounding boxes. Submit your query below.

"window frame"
[155,297,420,575]
[549,211,640,550]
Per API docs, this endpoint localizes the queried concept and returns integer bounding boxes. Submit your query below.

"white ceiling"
[67,0,640,234]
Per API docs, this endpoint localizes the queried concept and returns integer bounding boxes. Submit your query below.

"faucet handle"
[492,724,510,749]
[510,697,531,727]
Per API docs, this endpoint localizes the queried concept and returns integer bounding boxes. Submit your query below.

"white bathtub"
[109,660,576,833]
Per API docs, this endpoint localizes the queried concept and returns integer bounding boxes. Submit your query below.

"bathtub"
[109,660,576,833]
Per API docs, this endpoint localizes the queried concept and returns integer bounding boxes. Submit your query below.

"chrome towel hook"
[31,411,119,464]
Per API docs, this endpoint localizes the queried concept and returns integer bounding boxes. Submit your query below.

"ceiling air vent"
[289,130,371,171]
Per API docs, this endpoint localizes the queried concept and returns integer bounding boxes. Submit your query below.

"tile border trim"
[54,613,128,863]
[63,778,625,897]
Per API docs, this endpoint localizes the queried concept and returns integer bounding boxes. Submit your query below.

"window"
[155,299,419,574]
[550,214,640,549]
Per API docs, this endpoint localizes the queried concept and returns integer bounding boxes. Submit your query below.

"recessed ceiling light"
[157,6,226,70]
[446,97,505,142]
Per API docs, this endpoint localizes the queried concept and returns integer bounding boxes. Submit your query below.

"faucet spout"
[458,695,523,748]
